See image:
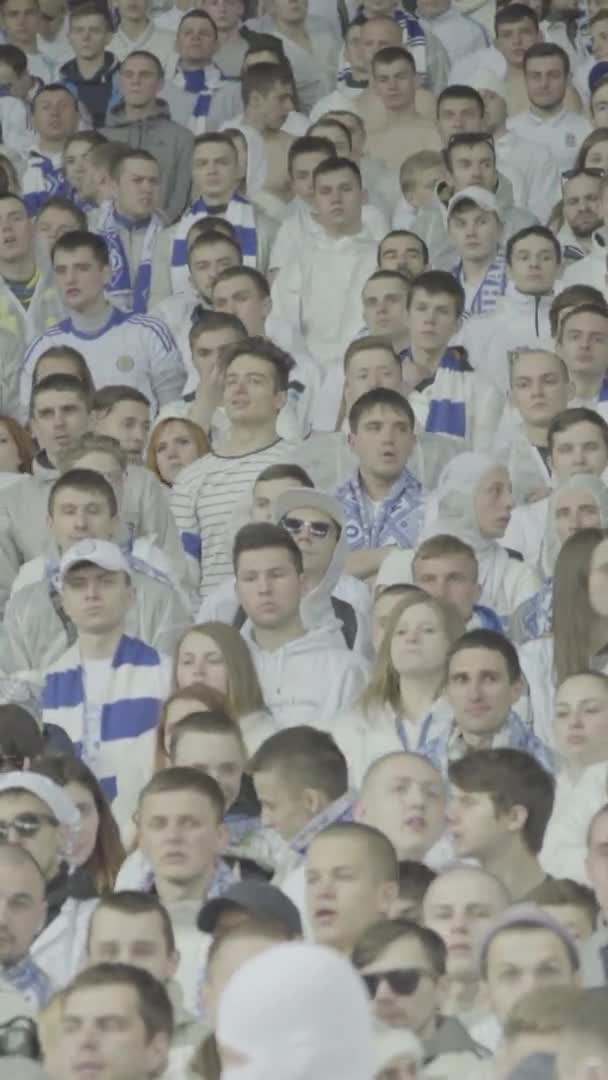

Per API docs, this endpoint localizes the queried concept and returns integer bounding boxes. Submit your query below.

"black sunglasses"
[0,812,58,840]
[362,968,433,997]
[280,515,333,539]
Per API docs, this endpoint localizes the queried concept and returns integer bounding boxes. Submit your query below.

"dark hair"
[120,48,163,78]
[506,224,561,265]
[49,467,118,518]
[495,2,539,33]
[557,302,608,343]
[313,156,362,188]
[51,229,109,267]
[349,387,415,433]
[250,726,348,801]
[408,269,465,319]
[65,963,174,1040]
[437,84,484,116]
[69,1,113,31]
[527,877,598,928]
[548,407,608,454]
[0,704,44,762]
[241,61,292,106]
[36,195,87,230]
[309,117,353,151]
[523,40,569,75]
[193,131,239,157]
[255,462,314,487]
[0,43,26,75]
[91,385,151,415]
[398,859,437,905]
[187,230,242,268]
[112,148,158,181]
[189,309,246,345]
[0,416,34,474]
[287,135,336,176]
[448,749,555,854]
[344,335,401,375]
[445,133,496,174]
[447,629,522,682]
[178,9,217,33]
[352,918,447,975]
[223,336,294,392]
[212,265,270,299]
[30,373,91,418]
[413,534,479,580]
[169,709,246,761]
[244,31,286,62]
[371,45,416,72]
[378,229,429,269]
[32,82,78,111]
[138,766,225,823]
[549,285,608,337]
[89,891,176,955]
[233,521,303,574]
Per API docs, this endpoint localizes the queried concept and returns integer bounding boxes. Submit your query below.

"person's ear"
[302,788,326,818]
[378,880,399,915]
[261,295,271,320]
[506,803,528,835]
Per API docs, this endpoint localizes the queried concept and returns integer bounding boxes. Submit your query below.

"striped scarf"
[403,346,472,439]
[23,151,68,215]
[289,792,355,858]
[41,634,164,804]
[2,955,51,1009]
[455,251,508,317]
[170,193,257,292]
[336,466,424,549]
[446,709,554,773]
[96,203,164,313]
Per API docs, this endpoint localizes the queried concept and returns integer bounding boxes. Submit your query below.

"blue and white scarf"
[336,466,425,550]
[394,705,450,771]
[403,346,472,439]
[170,193,257,292]
[171,60,223,96]
[143,856,238,897]
[96,203,164,313]
[446,709,555,773]
[2,955,51,1008]
[454,251,508,317]
[516,577,553,643]
[23,150,68,215]
[289,792,355,858]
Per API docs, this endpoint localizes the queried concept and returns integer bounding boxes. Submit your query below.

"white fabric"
[31,897,98,989]
[519,634,555,747]
[460,285,554,392]
[541,761,608,883]
[560,229,608,297]
[507,109,591,171]
[539,473,608,578]
[494,130,561,224]
[419,6,488,64]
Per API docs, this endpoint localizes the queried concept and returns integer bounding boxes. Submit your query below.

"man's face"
[361,935,439,1036]
[119,55,162,109]
[481,88,508,133]
[201,0,244,34]
[360,18,402,70]
[253,766,312,840]
[0,855,46,964]
[554,672,608,767]
[408,287,460,351]
[189,240,240,299]
[177,15,217,65]
[484,929,576,1023]
[362,279,409,341]
[448,142,497,192]
[280,505,338,580]
[447,647,521,738]
[63,139,95,193]
[191,326,242,381]
[0,790,61,880]
[223,354,284,426]
[447,785,507,861]
[61,566,133,635]
[550,421,608,479]
[53,246,109,312]
[345,347,402,411]
[87,908,177,983]
[31,389,89,459]
[508,234,559,294]
[373,59,416,111]
[495,17,539,67]
[94,401,151,465]
[138,789,224,887]
[540,902,594,945]
[510,352,571,427]
[173,731,244,810]
[33,89,78,142]
[72,450,125,507]
[310,122,351,157]
[236,546,301,630]
[525,55,567,110]
[379,234,427,280]
[554,485,602,544]
[562,174,602,238]
[61,984,168,1080]
[305,834,395,953]
[313,167,363,235]
[290,150,331,204]
[1,0,39,47]
[474,466,513,538]
[412,553,480,620]
[49,487,115,554]
[559,311,608,382]
[586,810,608,912]
[358,754,446,859]
[423,870,506,979]
[115,158,160,219]
[273,0,307,21]
[251,476,305,522]
[253,81,294,131]
[437,97,484,143]
[68,14,110,59]
[0,196,32,263]
[447,206,501,263]
[349,404,416,481]
[36,205,82,250]
[212,275,269,335]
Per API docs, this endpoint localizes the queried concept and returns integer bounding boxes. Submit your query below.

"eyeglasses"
[280,515,333,539]
[0,812,58,840]
[362,968,435,997]
[561,166,606,186]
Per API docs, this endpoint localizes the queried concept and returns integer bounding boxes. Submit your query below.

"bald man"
[357,752,447,863]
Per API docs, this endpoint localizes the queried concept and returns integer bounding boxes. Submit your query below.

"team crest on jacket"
[116,355,135,372]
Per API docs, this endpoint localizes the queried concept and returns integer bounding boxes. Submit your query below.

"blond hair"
[399,150,443,198]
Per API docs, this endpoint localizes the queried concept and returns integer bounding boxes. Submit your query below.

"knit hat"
[478,904,579,976]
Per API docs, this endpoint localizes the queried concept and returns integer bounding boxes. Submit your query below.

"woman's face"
[65,780,99,867]
[554,673,608,766]
[474,467,513,538]
[154,421,202,485]
[176,632,229,694]
[0,422,21,473]
[583,136,608,168]
[587,538,608,617]
[390,603,450,677]
[554,486,602,544]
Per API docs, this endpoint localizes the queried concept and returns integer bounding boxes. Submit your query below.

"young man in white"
[558,169,603,264]
[557,303,608,420]
[562,172,608,291]
[509,43,591,171]
[20,230,186,415]
[0,193,64,353]
[21,84,80,217]
[234,521,368,730]
[446,187,507,318]
[110,0,175,69]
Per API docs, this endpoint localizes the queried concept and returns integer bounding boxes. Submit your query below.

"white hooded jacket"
[460,285,554,392]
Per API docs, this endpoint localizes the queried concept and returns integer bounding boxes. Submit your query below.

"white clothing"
[31,898,98,989]
[508,109,591,171]
[407,367,505,454]
[310,87,363,124]
[494,129,561,223]
[241,621,369,733]
[502,497,549,568]
[244,15,339,113]
[0,95,31,156]
[110,23,176,67]
[541,761,608,883]
[560,229,608,297]
[269,199,388,273]
[420,6,488,65]
[450,44,507,84]
[460,286,554,392]
[519,634,555,748]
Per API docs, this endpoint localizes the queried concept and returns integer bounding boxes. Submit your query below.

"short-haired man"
[0,193,63,355]
[336,388,424,582]
[21,231,186,415]
[0,0,58,83]
[509,44,591,171]
[557,168,603,265]
[448,749,556,900]
[40,539,172,827]
[245,0,338,115]
[409,534,503,630]
[357,751,448,865]
[0,843,50,1008]
[102,50,194,223]
[35,195,87,256]
[557,303,608,420]
[60,3,120,127]
[527,877,598,945]
[562,172,608,291]
[447,187,507,317]
[22,85,80,217]
[167,11,222,111]
[91,385,151,464]
[233,521,368,729]
[365,47,441,169]
[378,229,429,281]
[305,821,399,956]
[59,962,173,1080]
[239,62,295,203]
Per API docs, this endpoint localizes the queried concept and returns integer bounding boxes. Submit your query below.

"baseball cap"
[0,771,81,830]
[467,67,509,103]
[447,185,503,222]
[273,487,344,529]
[478,904,580,975]
[198,881,302,937]
[57,539,131,589]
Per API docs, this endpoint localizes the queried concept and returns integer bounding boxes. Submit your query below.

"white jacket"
[560,229,608,294]
[502,496,549,568]
[31,897,98,989]
[508,108,591,172]
[419,6,488,65]
[541,761,608,883]
[495,130,561,224]
[519,635,555,748]
[460,286,554,392]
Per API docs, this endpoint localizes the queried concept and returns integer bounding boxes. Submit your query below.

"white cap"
[467,67,508,102]
[58,539,131,589]
[447,185,503,223]
[0,771,80,830]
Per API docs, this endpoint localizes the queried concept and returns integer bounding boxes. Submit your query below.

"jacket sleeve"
[144,317,187,406]
[166,126,195,224]
[470,376,507,453]
[136,469,191,591]
[169,469,204,602]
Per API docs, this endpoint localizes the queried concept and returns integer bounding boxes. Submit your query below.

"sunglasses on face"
[0,812,58,840]
[362,968,434,997]
[280,515,333,539]
[561,166,606,186]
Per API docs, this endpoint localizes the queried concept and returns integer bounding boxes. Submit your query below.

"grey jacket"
[103,100,194,223]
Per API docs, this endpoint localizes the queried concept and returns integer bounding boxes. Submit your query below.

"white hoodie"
[560,228,608,293]
[460,285,554,392]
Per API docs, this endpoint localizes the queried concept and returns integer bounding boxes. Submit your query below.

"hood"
[104,98,171,128]
[241,620,350,659]
[32,453,59,486]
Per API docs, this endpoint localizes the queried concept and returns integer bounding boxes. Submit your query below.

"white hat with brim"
[57,539,131,590]
[447,185,504,223]
[0,771,80,830]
